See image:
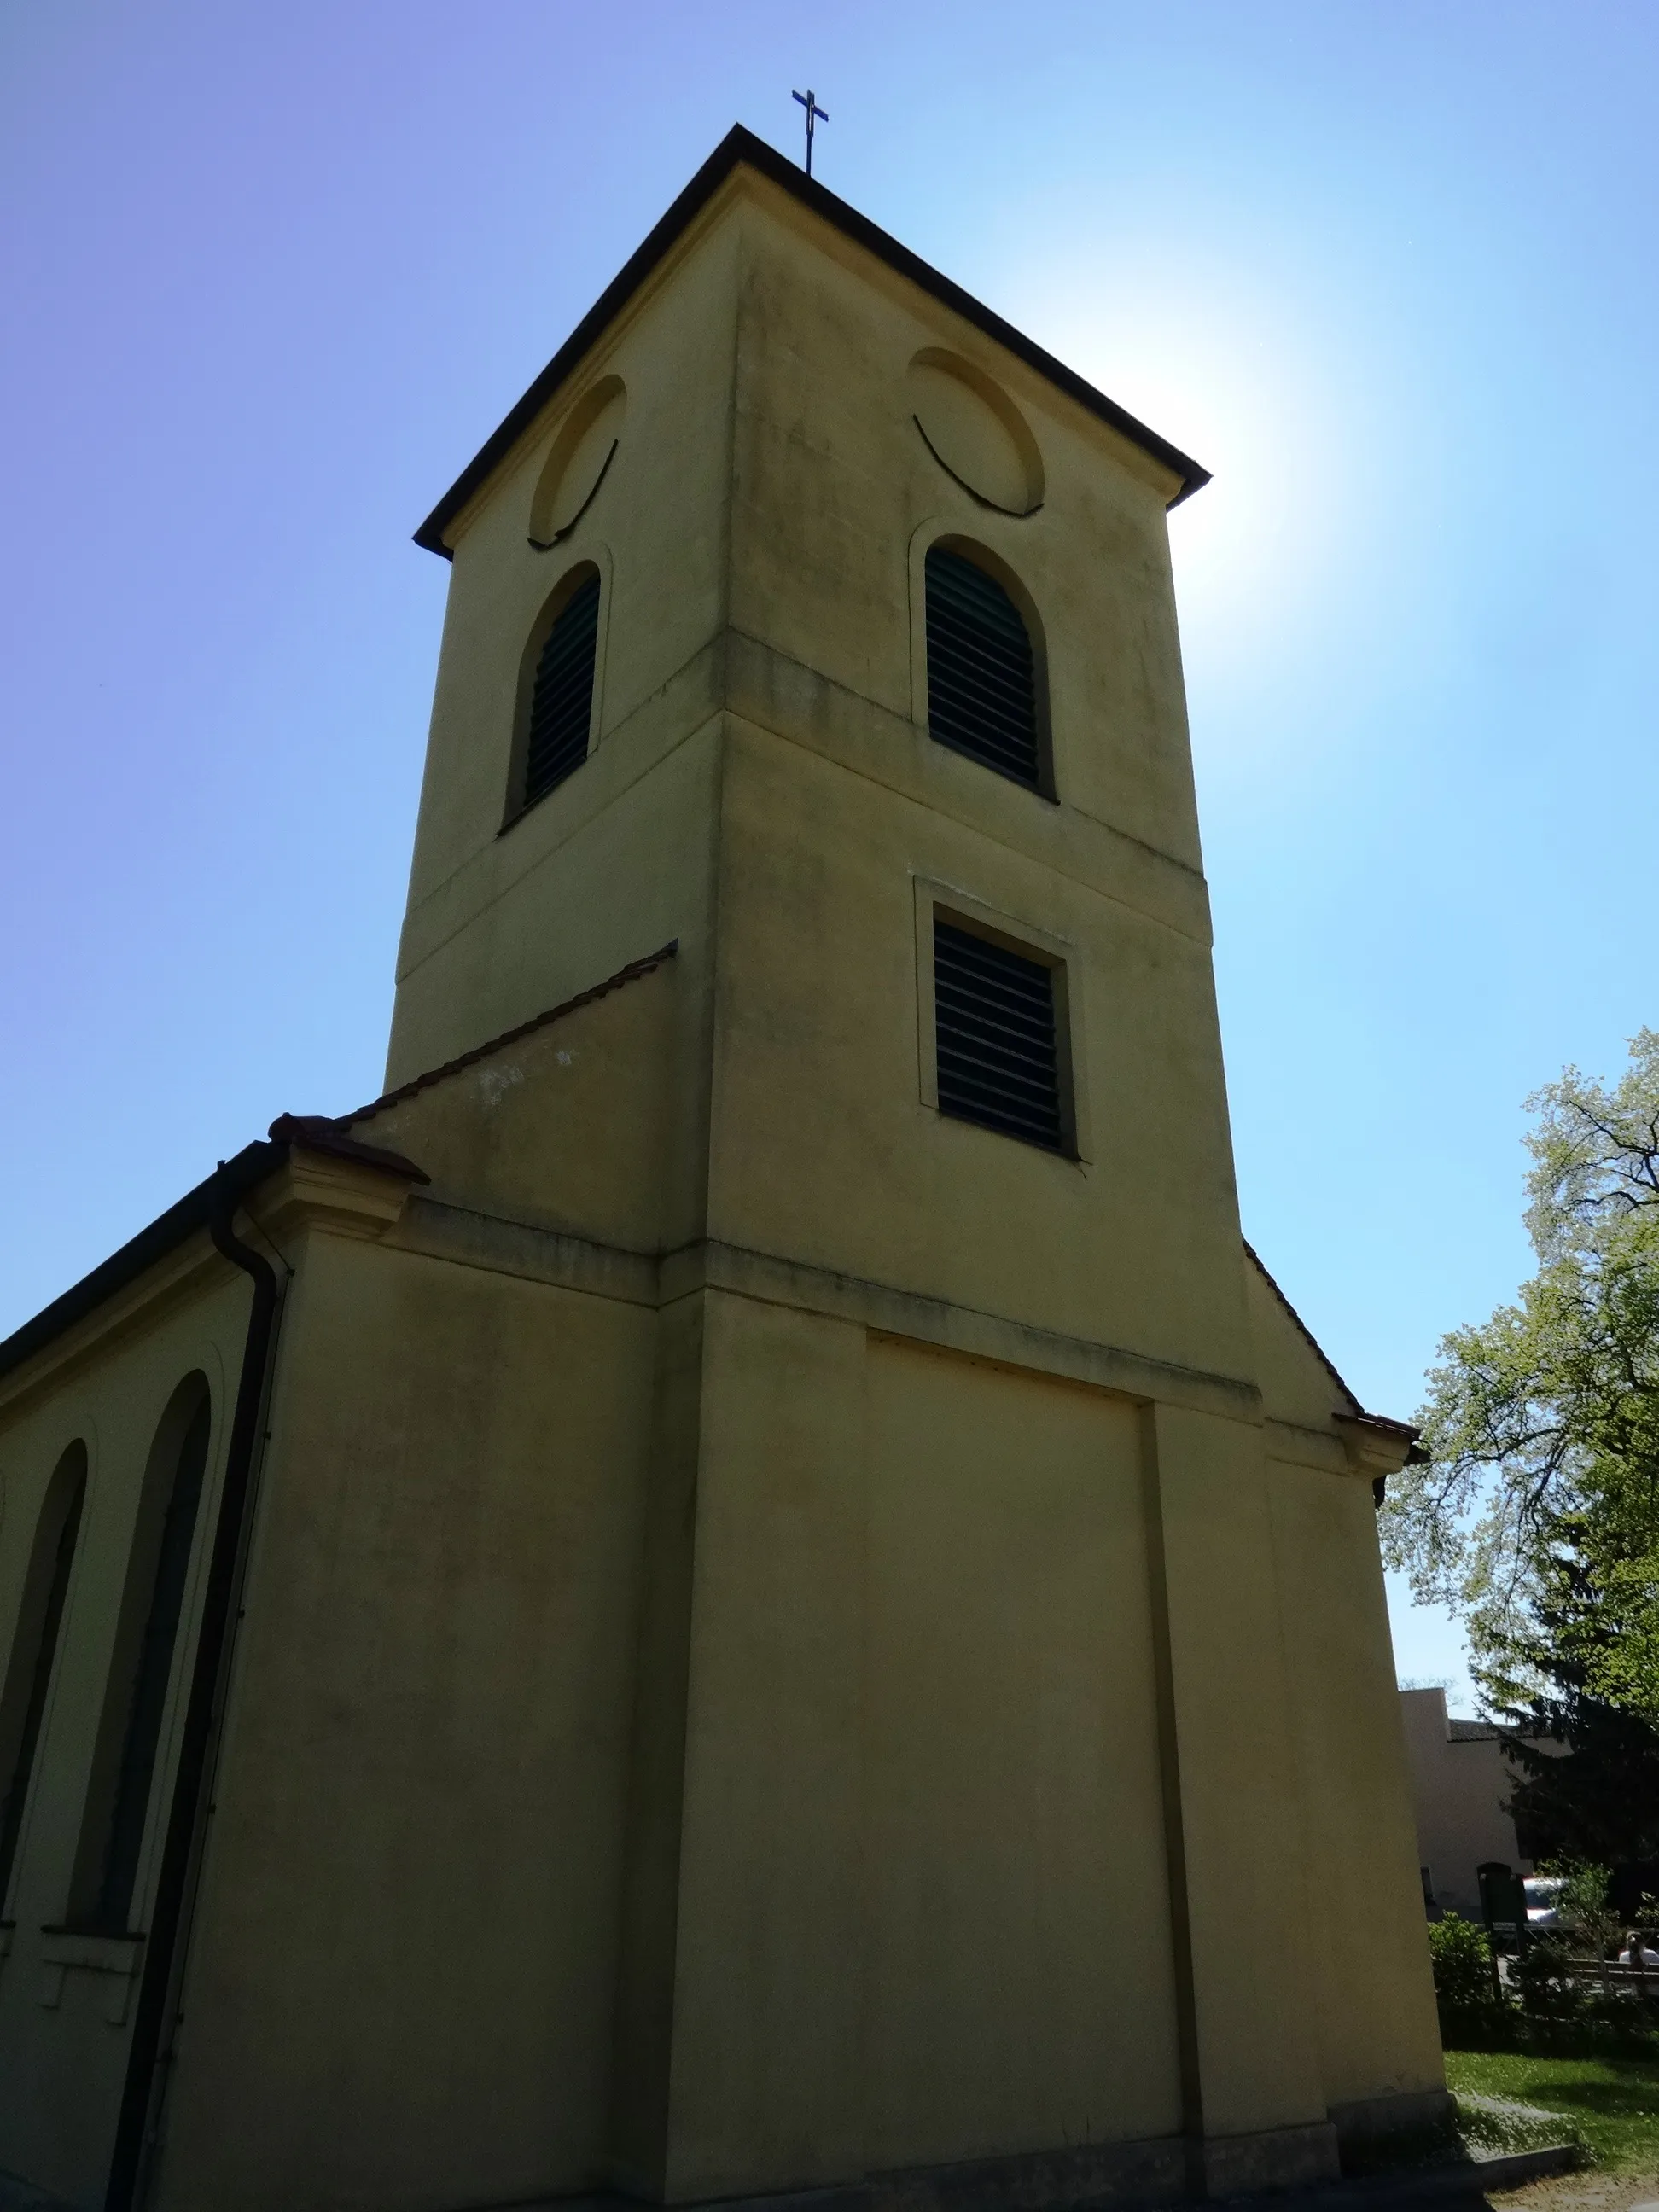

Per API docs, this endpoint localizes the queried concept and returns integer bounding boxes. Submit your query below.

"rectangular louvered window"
[933,917,1065,1151]
[522,570,601,809]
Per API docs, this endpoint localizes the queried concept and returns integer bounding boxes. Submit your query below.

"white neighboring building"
[1398,1686,1536,1922]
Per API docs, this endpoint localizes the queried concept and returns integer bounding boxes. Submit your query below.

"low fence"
[1492,1952,1659,2005]
[1558,1960,1659,1995]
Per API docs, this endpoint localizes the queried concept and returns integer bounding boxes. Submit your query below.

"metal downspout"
[103,1186,282,2211]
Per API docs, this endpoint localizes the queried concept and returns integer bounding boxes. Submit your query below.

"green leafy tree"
[1480,1547,1659,1866]
[1549,1861,1618,1955]
[1382,1033,1659,1726]
[1523,1031,1659,1249]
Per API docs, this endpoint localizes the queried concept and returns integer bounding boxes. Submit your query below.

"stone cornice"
[391,1196,1272,1430]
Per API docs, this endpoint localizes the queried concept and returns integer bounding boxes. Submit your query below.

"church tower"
[373,119,1441,2197]
[0,128,1444,2212]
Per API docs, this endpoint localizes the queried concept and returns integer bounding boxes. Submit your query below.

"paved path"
[1488,2171,1659,2212]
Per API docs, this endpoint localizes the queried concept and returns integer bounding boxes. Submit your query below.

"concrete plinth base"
[852,2133,1193,2212]
[1328,2089,1459,2161]
[1202,2121,1341,2197]
[0,2172,74,2212]
[479,2121,1347,2212]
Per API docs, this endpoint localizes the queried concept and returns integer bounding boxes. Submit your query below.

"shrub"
[1431,1913,1498,2023]
[1512,1934,1592,2024]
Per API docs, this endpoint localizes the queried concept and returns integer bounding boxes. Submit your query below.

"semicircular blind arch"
[924,548,1040,790]
[523,572,602,809]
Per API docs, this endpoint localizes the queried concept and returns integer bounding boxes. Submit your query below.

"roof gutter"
[88,1122,425,2209]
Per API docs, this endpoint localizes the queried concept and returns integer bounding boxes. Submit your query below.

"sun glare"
[997,228,1379,688]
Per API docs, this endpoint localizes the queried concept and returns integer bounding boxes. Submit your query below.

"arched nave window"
[73,1380,212,1933]
[0,1442,87,1905]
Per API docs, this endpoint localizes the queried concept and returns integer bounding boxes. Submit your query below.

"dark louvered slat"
[927,592,1030,660]
[936,1054,1061,1121]
[529,655,592,713]
[935,1014,1059,1096]
[928,673,1035,752]
[522,573,601,807]
[936,966,1055,1028]
[935,1010,1057,1076]
[933,918,1063,1150]
[931,644,1033,707]
[930,573,1027,634]
[935,932,1053,1010]
[533,627,598,689]
[935,933,1059,1062]
[928,553,1029,634]
[936,968,1052,1023]
[925,548,1041,791]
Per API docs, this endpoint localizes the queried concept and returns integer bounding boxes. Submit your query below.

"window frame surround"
[64,1366,224,1939]
[907,520,1056,804]
[0,1437,90,1921]
[500,543,614,835]
[911,872,1091,1164]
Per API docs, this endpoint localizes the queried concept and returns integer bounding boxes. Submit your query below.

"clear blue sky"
[4,3,1654,1710]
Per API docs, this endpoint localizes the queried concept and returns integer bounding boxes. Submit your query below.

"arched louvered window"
[515,566,602,817]
[924,545,1045,793]
[0,1443,87,1906]
[73,1381,212,1933]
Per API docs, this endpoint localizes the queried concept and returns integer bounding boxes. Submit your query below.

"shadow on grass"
[1518,2076,1659,2114]
[1446,2048,1659,2172]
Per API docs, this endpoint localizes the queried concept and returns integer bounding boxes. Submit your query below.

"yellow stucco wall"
[1241,1263,1443,2115]
[0,1254,247,2207]
[161,1231,661,2210]
[0,145,1444,2212]
[1271,1462,1444,2108]
[654,1312,1185,2200]
[384,195,742,1097]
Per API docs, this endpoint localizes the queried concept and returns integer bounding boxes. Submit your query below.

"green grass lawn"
[1447,2047,1659,2172]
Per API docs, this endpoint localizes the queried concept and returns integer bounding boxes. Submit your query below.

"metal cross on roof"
[792,88,828,178]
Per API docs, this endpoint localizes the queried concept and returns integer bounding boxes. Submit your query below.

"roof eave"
[0,949,683,1388]
[0,1128,427,1389]
[0,1143,276,1386]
